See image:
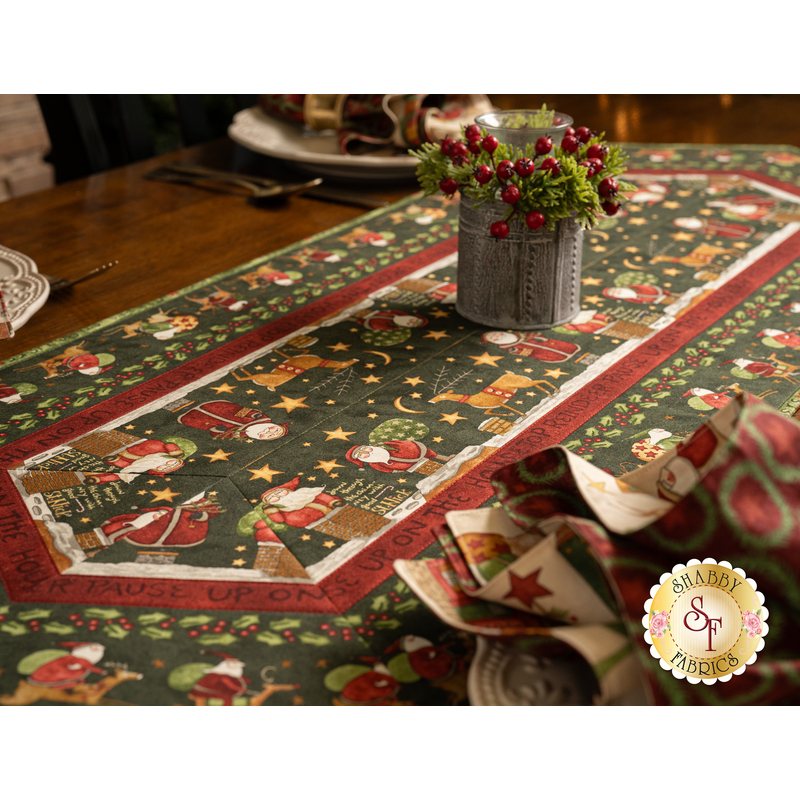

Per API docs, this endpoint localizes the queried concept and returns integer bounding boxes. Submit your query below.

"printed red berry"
[560,135,579,154]
[540,157,561,176]
[496,160,515,180]
[441,137,456,156]
[328,630,338,637]
[525,211,546,230]
[439,177,459,195]
[535,136,553,156]
[598,177,619,198]
[465,124,482,141]
[514,158,535,177]
[450,141,468,159]
[602,201,620,216]
[575,126,593,144]
[473,165,493,184]
[481,135,499,154]
[500,185,520,204]
[586,143,609,161]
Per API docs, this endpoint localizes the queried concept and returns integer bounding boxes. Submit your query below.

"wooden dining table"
[2,123,800,707]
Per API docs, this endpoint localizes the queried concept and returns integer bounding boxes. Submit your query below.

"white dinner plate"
[227,107,419,182]
[0,245,49,330]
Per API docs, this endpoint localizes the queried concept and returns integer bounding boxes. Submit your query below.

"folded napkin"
[257,94,493,154]
[394,392,800,705]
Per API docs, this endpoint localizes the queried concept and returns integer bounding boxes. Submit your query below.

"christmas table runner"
[2,144,800,706]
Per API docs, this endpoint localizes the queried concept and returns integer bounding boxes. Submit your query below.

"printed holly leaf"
[394,599,420,614]
[233,614,260,629]
[373,618,402,630]
[393,579,409,595]
[269,618,301,631]
[254,631,285,646]
[84,608,122,620]
[370,594,390,612]
[333,615,362,628]
[1,622,29,636]
[137,612,171,626]
[197,632,237,646]
[16,608,53,621]
[41,622,76,636]
[140,626,174,640]
[0,606,9,615]
[179,615,216,628]
[297,632,333,646]
[104,624,130,640]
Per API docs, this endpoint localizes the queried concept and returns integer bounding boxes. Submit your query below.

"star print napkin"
[395,392,800,705]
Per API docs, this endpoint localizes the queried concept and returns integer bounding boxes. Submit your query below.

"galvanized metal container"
[456,199,584,330]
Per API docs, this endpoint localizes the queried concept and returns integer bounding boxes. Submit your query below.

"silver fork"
[43,260,118,292]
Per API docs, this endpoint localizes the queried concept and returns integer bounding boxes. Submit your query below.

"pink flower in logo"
[649,610,670,638]
[742,610,762,638]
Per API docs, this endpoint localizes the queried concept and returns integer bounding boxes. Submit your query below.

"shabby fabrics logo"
[643,558,768,685]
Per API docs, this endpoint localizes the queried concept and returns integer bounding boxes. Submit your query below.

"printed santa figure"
[92,495,221,550]
[346,440,448,473]
[757,328,800,349]
[707,194,776,221]
[190,652,252,706]
[243,478,344,540]
[682,388,732,411]
[625,182,668,204]
[555,310,615,335]
[84,438,191,484]
[721,358,789,379]
[178,401,289,441]
[631,428,683,462]
[425,282,457,304]
[60,352,116,376]
[27,642,106,689]
[657,423,721,501]
[481,331,580,362]
[783,302,800,313]
[207,292,254,312]
[325,660,402,706]
[303,247,342,263]
[140,314,199,341]
[354,309,428,331]
[603,284,676,305]
[0,380,35,403]
[385,635,458,682]
[672,216,754,239]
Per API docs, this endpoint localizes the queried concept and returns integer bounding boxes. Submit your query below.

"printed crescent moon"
[623,258,647,271]
[364,350,392,365]
[590,230,610,241]
[394,396,425,414]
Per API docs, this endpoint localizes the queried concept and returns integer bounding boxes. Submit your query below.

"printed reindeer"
[231,349,359,392]
[429,371,554,416]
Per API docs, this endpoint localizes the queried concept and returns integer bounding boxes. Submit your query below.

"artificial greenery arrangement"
[412,112,636,238]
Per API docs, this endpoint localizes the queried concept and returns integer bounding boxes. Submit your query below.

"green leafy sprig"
[412,129,636,232]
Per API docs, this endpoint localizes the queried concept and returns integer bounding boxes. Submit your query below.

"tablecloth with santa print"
[2,143,800,706]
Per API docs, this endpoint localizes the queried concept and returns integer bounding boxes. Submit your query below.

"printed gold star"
[410,392,422,399]
[203,449,233,462]
[469,351,505,367]
[365,399,375,404]
[423,330,450,340]
[124,424,136,430]
[591,245,607,253]
[281,660,293,669]
[367,412,379,419]
[403,376,425,387]
[150,487,180,503]
[147,480,156,485]
[676,190,693,197]
[670,231,695,242]
[439,411,467,425]
[270,395,309,414]
[584,295,604,305]
[303,442,311,447]
[152,660,166,669]
[322,540,336,549]
[409,358,417,362]
[397,478,407,484]
[315,458,342,474]
[733,241,750,249]
[699,208,714,216]
[581,276,603,286]
[624,246,640,253]
[232,559,246,567]
[252,401,260,406]
[248,464,284,482]
[662,201,682,209]
[144,430,153,435]
[446,357,455,362]
[628,218,648,226]
[308,476,317,481]
[543,368,568,379]
[364,363,376,370]
[360,374,382,384]
[81,517,92,523]
[246,389,256,394]
[587,479,608,493]
[330,473,339,479]
[137,490,148,496]
[323,427,356,441]
[211,383,236,394]
[662,267,682,276]
[293,696,304,705]
[301,534,311,541]
[524,368,533,373]
[432,436,443,443]
[325,400,336,405]
[405,345,415,350]
[327,342,351,352]
[430,309,450,318]
[235,545,247,552]
[255,365,264,370]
